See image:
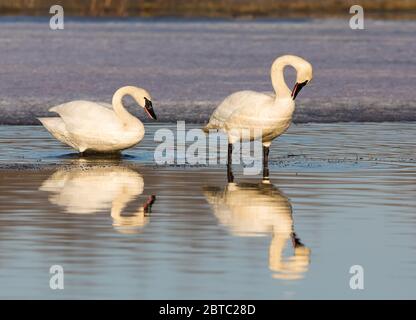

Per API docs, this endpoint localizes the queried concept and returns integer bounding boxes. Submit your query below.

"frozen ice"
[0,18,415,124]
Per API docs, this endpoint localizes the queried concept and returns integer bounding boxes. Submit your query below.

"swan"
[203,179,310,280]
[39,165,156,234]
[38,86,157,154]
[203,55,313,179]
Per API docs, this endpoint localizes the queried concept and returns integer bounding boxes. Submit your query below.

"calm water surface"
[0,123,415,299]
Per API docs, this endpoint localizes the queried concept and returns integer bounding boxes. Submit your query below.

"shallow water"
[0,123,416,299]
[1,122,415,166]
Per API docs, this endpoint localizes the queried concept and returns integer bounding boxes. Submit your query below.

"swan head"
[134,88,157,120]
[143,96,157,120]
[291,58,313,100]
[118,86,157,120]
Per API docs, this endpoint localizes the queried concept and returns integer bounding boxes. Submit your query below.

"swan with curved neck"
[203,54,313,179]
[203,178,311,280]
[38,86,157,153]
[39,165,156,234]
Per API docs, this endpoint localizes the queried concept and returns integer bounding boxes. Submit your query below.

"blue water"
[0,123,415,299]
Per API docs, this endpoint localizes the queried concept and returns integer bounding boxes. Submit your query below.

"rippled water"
[0,123,416,299]
[1,122,415,166]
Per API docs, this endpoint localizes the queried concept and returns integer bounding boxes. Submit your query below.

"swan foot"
[77,150,122,159]
[263,167,269,180]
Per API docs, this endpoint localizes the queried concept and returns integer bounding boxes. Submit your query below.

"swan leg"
[227,143,233,165]
[143,195,156,217]
[227,164,234,183]
[263,145,270,179]
[227,143,234,183]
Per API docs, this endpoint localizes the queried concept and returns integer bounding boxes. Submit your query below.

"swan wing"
[205,91,274,132]
[49,100,123,138]
[38,117,80,149]
[222,92,276,132]
[204,182,292,236]
[96,102,113,109]
[205,91,256,131]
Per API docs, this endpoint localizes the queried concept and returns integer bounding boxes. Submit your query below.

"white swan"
[39,165,156,234]
[203,55,313,178]
[38,86,157,153]
[203,179,310,280]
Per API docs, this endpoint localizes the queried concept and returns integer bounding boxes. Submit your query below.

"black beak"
[144,98,157,120]
[291,80,308,100]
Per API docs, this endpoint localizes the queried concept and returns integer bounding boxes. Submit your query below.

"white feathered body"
[204,91,295,146]
[203,182,293,237]
[39,167,144,215]
[39,101,144,153]
[203,182,310,279]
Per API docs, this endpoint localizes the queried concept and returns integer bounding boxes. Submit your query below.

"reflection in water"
[39,165,155,234]
[203,179,310,280]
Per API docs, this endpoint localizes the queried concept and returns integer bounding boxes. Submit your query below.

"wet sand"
[0,122,415,298]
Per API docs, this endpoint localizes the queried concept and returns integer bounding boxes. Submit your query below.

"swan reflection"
[40,166,155,234]
[203,179,310,280]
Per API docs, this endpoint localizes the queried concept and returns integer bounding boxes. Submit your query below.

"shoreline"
[1,99,416,125]
[1,158,415,171]
[1,123,415,170]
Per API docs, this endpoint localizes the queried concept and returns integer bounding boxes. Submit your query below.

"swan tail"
[38,117,64,133]
[38,117,77,150]
[202,122,219,134]
[202,124,211,134]
[48,104,64,113]
[39,170,70,192]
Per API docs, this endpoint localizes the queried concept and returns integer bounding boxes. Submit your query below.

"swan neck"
[269,234,288,271]
[110,192,128,220]
[271,58,293,99]
[112,87,136,124]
